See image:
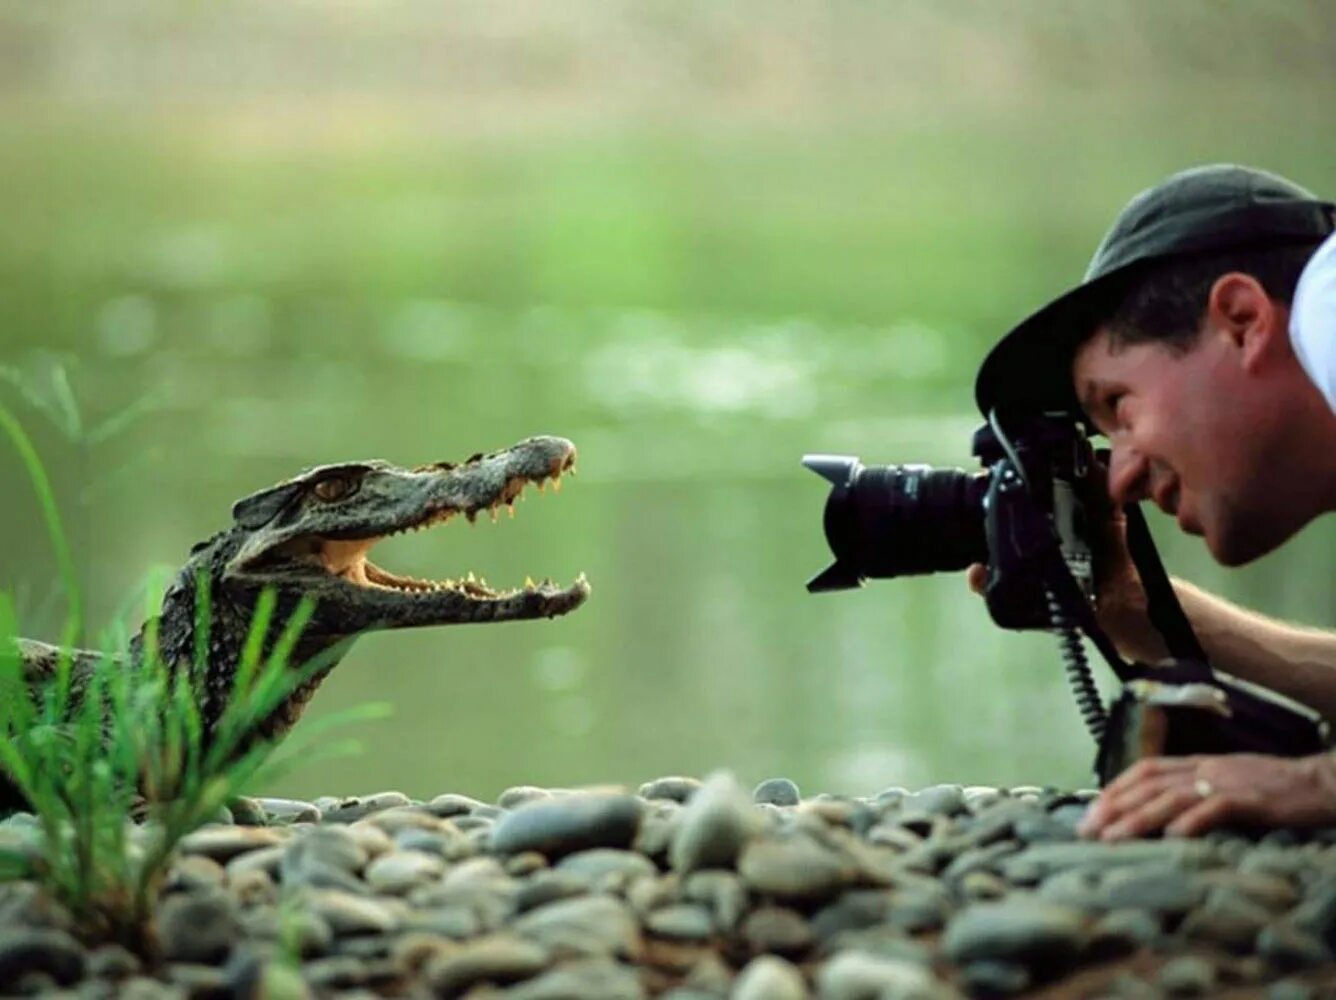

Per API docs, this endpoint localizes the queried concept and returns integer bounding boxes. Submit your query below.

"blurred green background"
[2,2,1334,802]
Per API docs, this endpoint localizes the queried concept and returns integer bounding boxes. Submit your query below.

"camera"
[803,414,1099,630]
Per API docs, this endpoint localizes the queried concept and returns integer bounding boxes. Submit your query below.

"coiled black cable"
[1045,584,1107,740]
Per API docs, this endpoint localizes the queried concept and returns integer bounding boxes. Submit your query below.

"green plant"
[0,401,387,951]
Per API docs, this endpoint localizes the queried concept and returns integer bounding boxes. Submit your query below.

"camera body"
[804,414,1099,630]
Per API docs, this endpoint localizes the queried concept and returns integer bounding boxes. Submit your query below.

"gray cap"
[974,164,1335,418]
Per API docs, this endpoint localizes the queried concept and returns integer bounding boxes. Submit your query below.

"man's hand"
[1078,752,1336,840]
[964,459,1172,663]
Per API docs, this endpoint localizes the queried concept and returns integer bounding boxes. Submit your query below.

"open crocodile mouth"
[308,449,586,606]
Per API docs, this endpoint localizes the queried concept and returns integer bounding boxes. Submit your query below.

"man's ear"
[1206,272,1283,372]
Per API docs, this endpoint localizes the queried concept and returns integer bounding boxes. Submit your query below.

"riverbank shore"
[1,773,1333,998]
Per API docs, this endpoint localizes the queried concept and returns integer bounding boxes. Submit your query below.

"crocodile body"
[10,436,589,804]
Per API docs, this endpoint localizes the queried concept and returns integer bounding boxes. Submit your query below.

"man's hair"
[1099,240,1322,352]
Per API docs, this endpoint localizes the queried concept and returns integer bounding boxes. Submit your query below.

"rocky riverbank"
[1,773,1334,998]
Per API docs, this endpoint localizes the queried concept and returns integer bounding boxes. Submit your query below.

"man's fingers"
[966,563,986,595]
[1165,795,1242,837]
[1100,786,1203,840]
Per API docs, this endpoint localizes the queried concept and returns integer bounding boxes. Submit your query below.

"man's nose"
[1106,446,1150,505]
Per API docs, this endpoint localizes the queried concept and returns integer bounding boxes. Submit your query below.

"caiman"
[10,435,589,806]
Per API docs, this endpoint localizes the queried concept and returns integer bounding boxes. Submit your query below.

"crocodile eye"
[313,476,357,502]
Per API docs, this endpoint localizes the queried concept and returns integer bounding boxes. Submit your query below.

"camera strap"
[1122,503,1211,665]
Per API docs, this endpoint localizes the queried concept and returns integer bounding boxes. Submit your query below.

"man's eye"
[313,477,357,502]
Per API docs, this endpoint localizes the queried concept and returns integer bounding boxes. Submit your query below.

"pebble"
[318,791,413,823]
[424,933,548,995]
[512,893,642,959]
[645,903,715,941]
[941,898,1085,970]
[753,778,801,807]
[1157,955,1217,996]
[0,929,87,986]
[4,777,1335,998]
[499,785,554,809]
[255,797,321,824]
[671,771,762,874]
[815,950,943,1000]
[364,848,445,894]
[490,793,644,858]
[638,776,703,803]
[177,825,285,862]
[737,833,850,902]
[741,905,813,956]
[731,954,808,1000]
[505,957,648,999]
[306,889,400,935]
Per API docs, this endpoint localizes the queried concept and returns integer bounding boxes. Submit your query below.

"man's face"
[1071,324,1295,566]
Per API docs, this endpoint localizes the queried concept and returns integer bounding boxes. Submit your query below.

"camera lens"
[803,456,989,591]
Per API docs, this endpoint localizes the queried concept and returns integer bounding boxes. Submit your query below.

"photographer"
[973,164,1336,840]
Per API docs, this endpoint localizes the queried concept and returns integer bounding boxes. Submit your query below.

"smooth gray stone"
[1256,921,1331,970]
[163,854,227,894]
[280,826,366,880]
[1087,908,1162,959]
[163,962,229,994]
[682,870,747,933]
[364,848,445,894]
[87,943,142,978]
[177,826,286,863]
[512,894,642,959]
[1268,979,1317,1000]
[490,793,644,859]
[254,797,322,824]
[392,828,460,858]
[962,959,1031,996]
[740,905,813,957]
[154,890,240,965]
[424,934,548,995]
[731,955,806,1000]
[884,884,951,934]
[306,889,399,936]
[1000,840,1216,881]
[426,793,485,817]
[904,784,965,817]
[0,882,75,932]
[1157,955,1217,996]
[942,898,1085,969]
[815,950,942,1000]
[753,777,801,807]
[0,929,87,987]
[1102,864,1205,916]
[516,870,590,913]
[1180,889,1272,950]
[810,890,890,940]
[498,785,554,809]
[638,776,703,803]
[941,841,1020,882]
[505,957,648,1000]
[1036,868,1106,912]
[670,771,761,874]
[557,848,657,884]
[318,791,412,823]
[403,905,483,940]
[645,903,715,941]
[737,833,849,903]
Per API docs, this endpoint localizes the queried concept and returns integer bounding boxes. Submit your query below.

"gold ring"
[1193,777,1214,799]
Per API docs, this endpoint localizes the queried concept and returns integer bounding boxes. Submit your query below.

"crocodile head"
[220,435,589,634]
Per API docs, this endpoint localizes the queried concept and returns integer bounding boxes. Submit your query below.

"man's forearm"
[1105,578,1336,723]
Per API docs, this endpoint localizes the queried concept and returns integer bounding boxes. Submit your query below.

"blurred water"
[2,3,1335,801]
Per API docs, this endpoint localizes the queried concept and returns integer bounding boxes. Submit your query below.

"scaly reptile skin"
[9,435,589,807]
